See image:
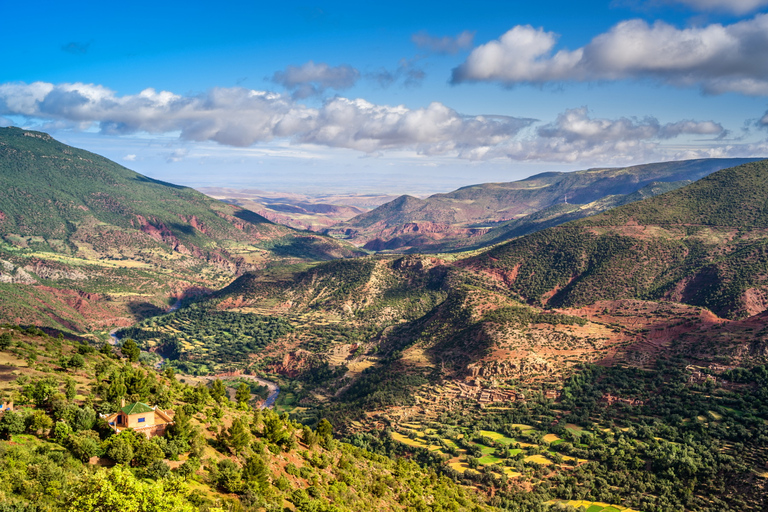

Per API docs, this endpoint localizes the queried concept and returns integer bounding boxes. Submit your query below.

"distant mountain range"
[327,158,763,252]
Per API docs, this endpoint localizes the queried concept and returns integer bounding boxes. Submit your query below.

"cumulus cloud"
[297,98,531,155]
[665,0,768,15]
[480,108,727,163]
[0,81,531,156]
[411,30,475,54]
[270,61,360,98]
[452,15,768,95]
[0,81,741,164]
[123,154,137,161]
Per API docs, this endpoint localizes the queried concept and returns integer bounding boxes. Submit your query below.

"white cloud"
[665,0,768,15]
[297,98,531,155]
[166,148,188,163]
[270,61,360,98]
[0,81,746,165]
[452,15,768,95]
[476,108,728,163]
[123,154,137,161]
[0,81,531,156]
[411,30,475,54]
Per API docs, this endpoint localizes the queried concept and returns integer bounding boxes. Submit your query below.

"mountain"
[464,158,768,320]
[0,127,362,331]
[328,158,762,252]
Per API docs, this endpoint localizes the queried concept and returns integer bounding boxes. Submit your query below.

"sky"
[2,0,768,194]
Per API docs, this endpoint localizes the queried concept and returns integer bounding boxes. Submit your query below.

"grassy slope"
[0,127,362,331]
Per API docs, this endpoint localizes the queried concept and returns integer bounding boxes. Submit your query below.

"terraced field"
[390,421,588,480]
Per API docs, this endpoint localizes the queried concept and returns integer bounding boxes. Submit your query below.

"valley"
[1,129,768,511]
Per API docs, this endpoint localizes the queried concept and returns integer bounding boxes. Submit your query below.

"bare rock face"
[0,260,37,284]
[23,263,88,281]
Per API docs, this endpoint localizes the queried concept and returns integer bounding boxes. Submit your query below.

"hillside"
[327,158,761,252]
[0,127,362,331]
[0,325,493,512]
[465,159,768,320]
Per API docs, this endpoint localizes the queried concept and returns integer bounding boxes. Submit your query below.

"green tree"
[242,453,271,492]
[68,354,85,369]
[62,465,196,512]
[166,408,193,448]
[27,409,53,435]
[0,332,12,350]
[134,438,165,467]
[68,430,102,462]
[235,383,250,406]
[105,435,135,465]
[210,379,227,402]
[24,376,59,407]
[65,377,77,401]
[0,410,26,439]
[121,339,140,363]
[227,417,251,455]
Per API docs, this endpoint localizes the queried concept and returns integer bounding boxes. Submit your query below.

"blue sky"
[2,0,768,194]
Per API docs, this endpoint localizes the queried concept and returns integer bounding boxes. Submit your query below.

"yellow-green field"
[548,500,642,512]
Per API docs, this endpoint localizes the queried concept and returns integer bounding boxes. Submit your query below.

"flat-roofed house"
[102,401,174,438]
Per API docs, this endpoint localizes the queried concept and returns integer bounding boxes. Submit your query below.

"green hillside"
[467,159,768,319]
[0,326,493,512]
[0,127,362,331]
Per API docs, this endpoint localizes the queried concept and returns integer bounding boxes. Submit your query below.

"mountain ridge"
[327,157,763,252]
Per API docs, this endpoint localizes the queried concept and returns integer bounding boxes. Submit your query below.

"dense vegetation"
[117,305,293,374]
[0,326,493,511]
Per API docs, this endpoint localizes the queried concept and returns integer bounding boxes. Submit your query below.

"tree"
[65,377,77,401]
[68,354,85,369]
[68,430,102,462]
[242,454,270,492]
[210,379,227,402]
[121,339,140,363]
[105,435,135,465]
[134,438,165,467]
[24,376,59,407]
[27,409,53,435]
[62,465,196,512]
[235,383,250,406]
[167,408,193,448]
[316,418,333,439]
[0,411,25,439]
[227,417,251,455]
[215,459,244,493]
[0,332,12,350]
[72,407,97,432]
